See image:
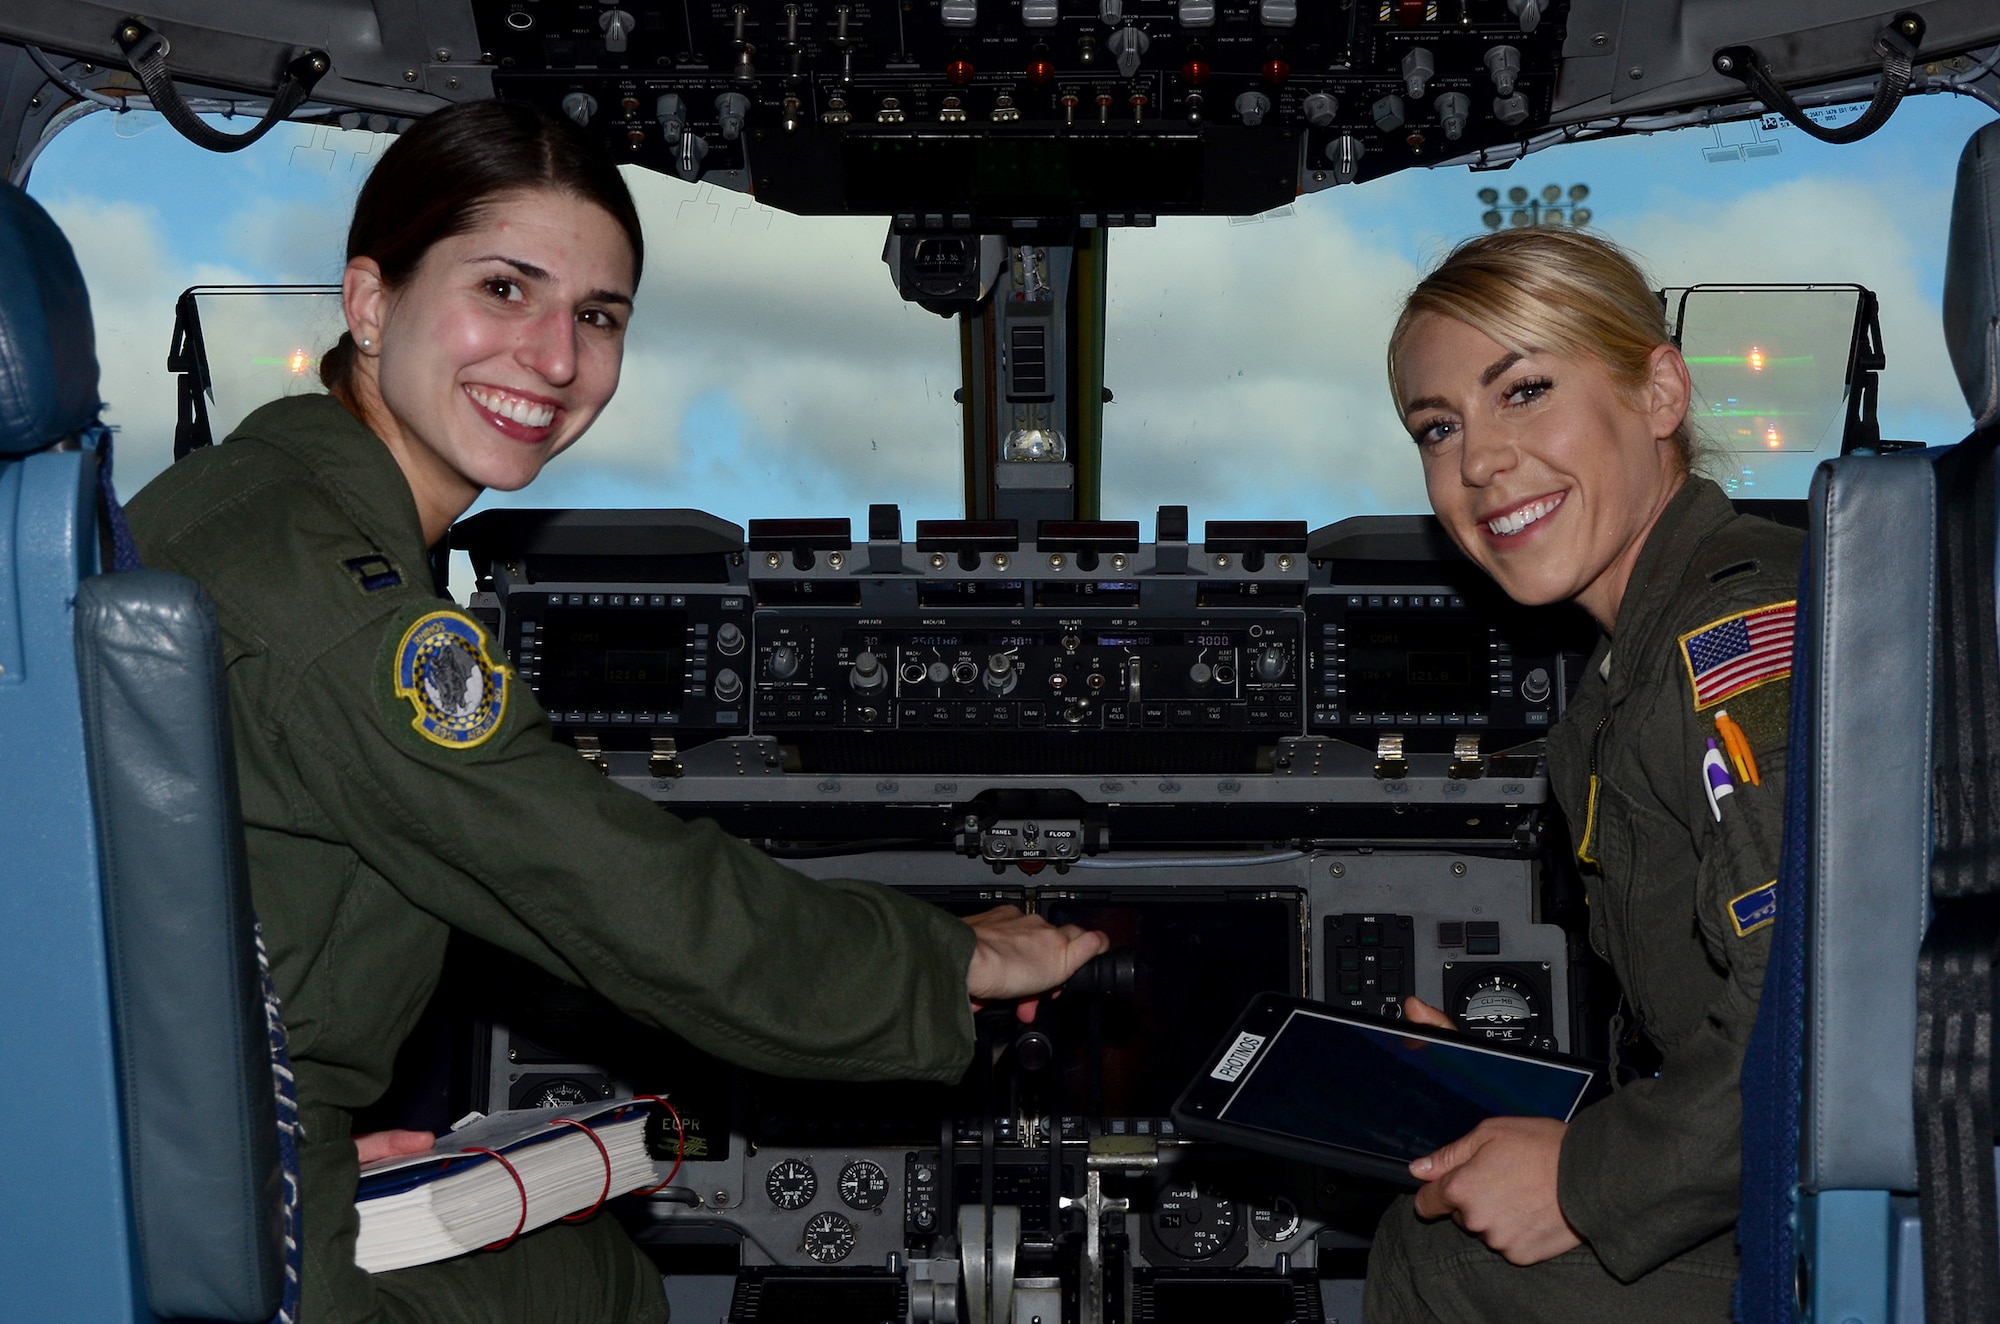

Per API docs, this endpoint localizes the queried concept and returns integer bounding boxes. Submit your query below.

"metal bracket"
[1373,732,1408,780]
[1448,733,1484,780]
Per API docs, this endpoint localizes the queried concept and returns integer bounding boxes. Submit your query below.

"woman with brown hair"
[127,99,1104,1323]
[1365,228,1798,1322]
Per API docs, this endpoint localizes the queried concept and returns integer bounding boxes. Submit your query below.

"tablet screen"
[1215,1009,1594,1163]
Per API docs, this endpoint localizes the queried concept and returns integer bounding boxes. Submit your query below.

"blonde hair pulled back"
[1386,228,1697,473]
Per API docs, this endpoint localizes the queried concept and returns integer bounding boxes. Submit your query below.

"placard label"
[1211,1031,1267,1082]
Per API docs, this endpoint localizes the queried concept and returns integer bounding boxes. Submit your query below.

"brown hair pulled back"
[320,99,644,397]
[1386,228,1699,474]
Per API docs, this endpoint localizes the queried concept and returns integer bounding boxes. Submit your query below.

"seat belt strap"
[1918,427,2000,1323]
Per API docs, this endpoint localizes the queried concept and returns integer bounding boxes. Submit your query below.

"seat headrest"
[0,182,100,457]
[1945,122,2000,431]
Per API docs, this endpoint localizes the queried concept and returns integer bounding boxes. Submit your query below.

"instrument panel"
[465,0,1572,215]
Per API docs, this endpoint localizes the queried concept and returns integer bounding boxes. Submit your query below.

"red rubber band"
[548,1117,614,1222]
[464,1146,529,1251]
[631,1095,685,1194]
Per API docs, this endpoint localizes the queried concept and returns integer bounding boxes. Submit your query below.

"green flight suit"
[126,394,979,1324]
[1366,478,1802,1323]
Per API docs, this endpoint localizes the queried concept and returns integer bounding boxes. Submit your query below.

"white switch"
[1023,0,1059,25]
[1179,1,1216,26]
[1259,0,1298,25]
[942,0,977,27]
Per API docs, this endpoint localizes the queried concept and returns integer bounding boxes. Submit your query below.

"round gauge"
[764,1159,818,1211]
[1453,969,1541,1046]
[1149,1185,1240,1260]
[838,1159,890,1211]
[802,1211,856,1264]
[1250,1197,1301,1244]
[519,1078,596,1109]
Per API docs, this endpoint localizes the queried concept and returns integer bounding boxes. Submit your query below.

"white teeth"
[1487,495,1562,537]
[467,386,555,429]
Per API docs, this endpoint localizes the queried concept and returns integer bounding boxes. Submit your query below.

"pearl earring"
[359,337,372,349]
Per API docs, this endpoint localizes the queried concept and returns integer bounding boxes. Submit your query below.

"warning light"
[1765,425,1781,448]
[1748,346,1766,372]
[946,59,975,85]
[1180,59,1210,85]
[1026,57,1054,84]
[1262,57,1291,84]
[288,349,311,376]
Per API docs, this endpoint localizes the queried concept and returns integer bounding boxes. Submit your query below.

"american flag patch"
[1678,600,1797,711]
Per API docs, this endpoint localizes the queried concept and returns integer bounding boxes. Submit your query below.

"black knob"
[1014,1030,1054,1073]
[715,622,745,655]
[712,669,743,704]
[1521,667,1552,704]
[850,650,888,694]
[1254,645,1287,681]
[768,645,800,680]
[982,652,1018,696]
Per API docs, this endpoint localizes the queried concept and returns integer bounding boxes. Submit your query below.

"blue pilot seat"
[0,181,285,1321]
[1740,119,2000,1324]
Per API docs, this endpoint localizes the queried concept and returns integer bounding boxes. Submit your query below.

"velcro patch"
[344,554,403,593]
[1728,881,1778,937]
[393,611,507,749]
[1679,600,1796,711]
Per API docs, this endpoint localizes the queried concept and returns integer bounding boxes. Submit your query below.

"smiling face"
[1397,313,1691,632]
[341,187,636,542]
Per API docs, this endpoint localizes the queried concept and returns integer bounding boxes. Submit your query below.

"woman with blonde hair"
[1366,228,1797,1322]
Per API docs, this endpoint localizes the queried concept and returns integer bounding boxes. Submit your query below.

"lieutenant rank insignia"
[1678,600,1796,711]
[394,610,508,748]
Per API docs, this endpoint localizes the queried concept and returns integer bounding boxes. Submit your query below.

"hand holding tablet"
[1171,992,1607,1190]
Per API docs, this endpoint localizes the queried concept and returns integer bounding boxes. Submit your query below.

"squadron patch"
[393,611,507,749]
[1679,600,1796,711]
[1729,880,1779,938]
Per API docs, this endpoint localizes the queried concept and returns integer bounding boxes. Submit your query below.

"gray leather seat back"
[75,570,283,1322]
[1800,452,1935,1193]
[1945,120,2000,429]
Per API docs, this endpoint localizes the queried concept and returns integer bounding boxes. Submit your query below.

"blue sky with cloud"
[25,91,1997,565]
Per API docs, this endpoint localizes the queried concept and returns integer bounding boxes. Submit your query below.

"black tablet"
[1170,992,1607,1187]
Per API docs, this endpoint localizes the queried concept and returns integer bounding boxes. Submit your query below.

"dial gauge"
[1150,1185,1240,1260]
[838,1159,890,1210]
[765,1158,818,1211]
[1250,1196,1301,1243]
[803,1211,856,1263]
[1454,970,1541,1045]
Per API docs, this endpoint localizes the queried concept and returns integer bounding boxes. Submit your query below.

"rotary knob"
[983,652,1019,696]
[712,669,743,704]
[768,645,801,680]
[1521,667,1552,704]
[850,650,889,695]
[715,622,745,656]
[1187,661,1213,688]
[1254,645,1288,681]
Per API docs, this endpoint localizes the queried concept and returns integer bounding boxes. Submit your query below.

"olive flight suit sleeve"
[1556,641,1787,1281]
[266,598,977,1084]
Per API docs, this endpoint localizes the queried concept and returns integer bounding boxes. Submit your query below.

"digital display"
[1184,633,1234,647]
[1096,634,1154,647]
[1218,1010,1592,1162]
[1342,615,1488,715]
[535,607,688,713]
[989,633,1042,649]
[1039,895,1299,1119]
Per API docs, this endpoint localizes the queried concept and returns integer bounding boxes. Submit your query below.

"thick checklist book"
[354,1098,671,1273]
